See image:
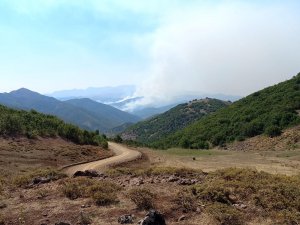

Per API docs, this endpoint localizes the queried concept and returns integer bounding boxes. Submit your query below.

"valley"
[0,74,299,225]
[1,1,300,224]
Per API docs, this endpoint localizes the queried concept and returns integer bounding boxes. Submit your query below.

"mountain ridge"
[122,98,230,144]
[0,88,140,133]
[153,73,300,149]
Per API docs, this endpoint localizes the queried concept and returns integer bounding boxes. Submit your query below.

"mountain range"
[122,98,230,144]
[0,88,140,134]
[48,86,241,119]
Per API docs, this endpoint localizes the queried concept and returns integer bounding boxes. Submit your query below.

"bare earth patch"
[0,137,112,176]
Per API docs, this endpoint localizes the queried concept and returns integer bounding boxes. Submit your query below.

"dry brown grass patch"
[128,188,156,210]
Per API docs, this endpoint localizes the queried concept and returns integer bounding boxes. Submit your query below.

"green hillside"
[153,73,300,149]
[123,98,230,144]
[0,105,108,148]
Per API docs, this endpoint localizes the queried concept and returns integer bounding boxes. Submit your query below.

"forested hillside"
[123,98,230,144]
[0,105,108,148]
[153,73,300,149]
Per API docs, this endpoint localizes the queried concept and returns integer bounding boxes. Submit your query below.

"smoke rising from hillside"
[127,1,300,109]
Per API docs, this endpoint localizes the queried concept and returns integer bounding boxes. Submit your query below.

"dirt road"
[63,142,141,176]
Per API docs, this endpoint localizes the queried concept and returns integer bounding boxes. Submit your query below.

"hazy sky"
[0,0,300,103]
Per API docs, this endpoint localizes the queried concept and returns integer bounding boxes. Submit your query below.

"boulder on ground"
[138,210,166,225]
[118,214,135,224]
[55,222,71,225]
[73,170,103,178]
[32,176,51,185]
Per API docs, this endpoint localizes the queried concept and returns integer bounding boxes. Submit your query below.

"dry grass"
[107,166,204,178]
[188,168,300,225]
[128,188,156,210]
[61,177,121,206]
[174,191,198,213]
[13,168,66,188]
[0,137,112,176]
[137,145,300,175]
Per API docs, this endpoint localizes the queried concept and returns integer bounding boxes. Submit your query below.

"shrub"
[265,125,282,137]
[61,177,95,200]
[107,166,204,179]
[207,203,243,225]
[114,135,123,143]
[61,178,121,206]
[79,212,92,225]
[191,168,300,224]
[92,192,118,206]
[13,169,66,188]
[175,191,197,213]
[128,188,156,210]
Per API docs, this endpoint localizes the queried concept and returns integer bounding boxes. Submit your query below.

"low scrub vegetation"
[13,169,66,188]
[61,177,121,206]
[0,105,108,147]
[207,203,243,225]
[182,168,300,224]
[128,188,156,210]
[107,166,204,178]
[175,191,198,213]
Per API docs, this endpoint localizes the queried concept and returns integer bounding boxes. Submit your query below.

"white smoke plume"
[127,1,300,110]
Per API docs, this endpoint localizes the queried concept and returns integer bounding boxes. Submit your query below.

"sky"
[0,0,300,106]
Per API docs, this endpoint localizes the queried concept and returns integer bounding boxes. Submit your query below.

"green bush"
[265,125,282,137]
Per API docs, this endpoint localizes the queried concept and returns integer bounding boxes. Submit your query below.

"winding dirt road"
[63,142,141,176]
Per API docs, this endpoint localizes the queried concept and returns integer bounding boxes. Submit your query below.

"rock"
[81,204,91,209]
[118,214,135,224]
[233,203,247,210]
[73,170,103,178]
[32,177,51,185]
[228,194,238,203]
[0,202,7,209]
[55,223,70,225]
[167,175,179,182]
[178,215,186,221]
[196,207,202,213]
[177,178,197,185]
[138,210,166,225]
[130,178,144,186]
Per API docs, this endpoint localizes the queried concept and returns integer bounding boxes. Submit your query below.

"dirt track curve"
[63,142,141,176]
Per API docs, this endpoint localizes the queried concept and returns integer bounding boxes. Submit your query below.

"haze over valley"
[0,1,300,225]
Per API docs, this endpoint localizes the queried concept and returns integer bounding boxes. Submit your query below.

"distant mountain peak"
[10,88,40,96]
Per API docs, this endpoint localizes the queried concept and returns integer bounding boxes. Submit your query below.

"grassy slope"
[123,98,230,144]
[154,73,300,149]
[0,104,107,147]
